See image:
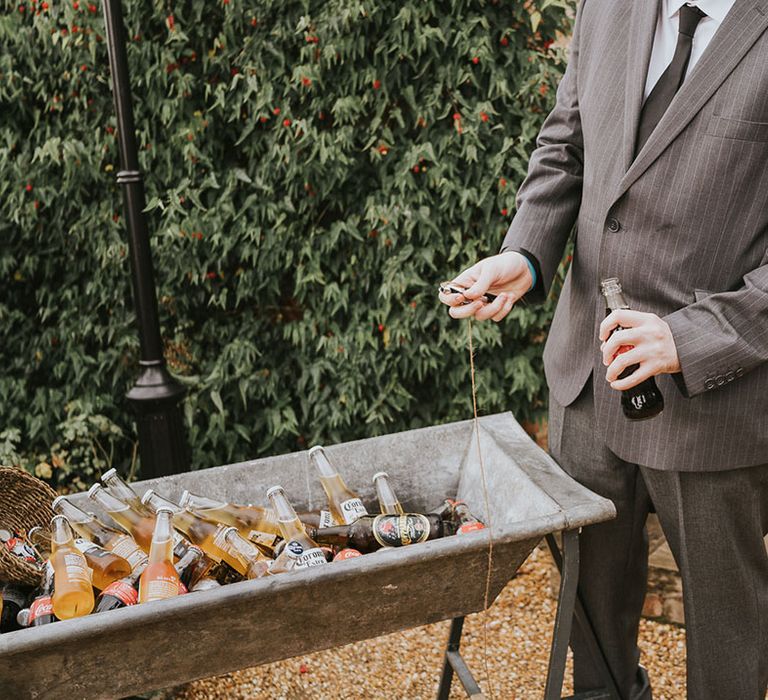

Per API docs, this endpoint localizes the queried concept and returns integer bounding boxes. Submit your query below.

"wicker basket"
[0,466,57,587]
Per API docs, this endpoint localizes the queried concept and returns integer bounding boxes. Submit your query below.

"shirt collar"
[665,0,733,24]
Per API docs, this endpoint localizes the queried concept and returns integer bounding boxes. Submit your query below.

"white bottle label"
[63,553,91,584]
[339,498,367,524]
[295,547,327,569]
[318,510,336,528]
[110,536,149,571]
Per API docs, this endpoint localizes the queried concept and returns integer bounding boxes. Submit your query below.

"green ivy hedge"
[0,0,573,491]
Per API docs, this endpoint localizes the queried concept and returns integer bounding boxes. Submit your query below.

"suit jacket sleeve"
[499,0,587,302]
[664,256,768,398]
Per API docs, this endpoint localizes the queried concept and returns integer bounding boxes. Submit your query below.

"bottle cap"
[140,489,155,506]
[101,467,117,481]
[87,483,103,499]
[221,526,238,541]
[307,445,325,457]
[154,506,174,515]
[371,471,389,482]
[51,495,66,511]
[265,485,284,499]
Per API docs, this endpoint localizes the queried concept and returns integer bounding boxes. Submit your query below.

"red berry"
[413,165,420,174]
[41,1,48,8]
[472,56,479,64]
[33,200,40,209]
[378,145,388,155]
[299,664,309,674]
[500,177,507,187]
[259,116,267,123]
[18,5,24,11]
[81,64,88,71]
[250,17,257,26]
[283,118,291,126]
[377,324,384,332]
[87,3,96,12]
[272,107,281,115]
[72,25,79,32]
[72,1,78,7]
[500,36,509,46]
[372,79,381,90]
[480,112,489,122]
[301,76,311,86]
[206,271,217,280]
[501,208,508,216]
[25,183,32,192]
[452,113,461,121]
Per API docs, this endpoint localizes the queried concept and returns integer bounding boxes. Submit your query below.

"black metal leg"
[544,529,580,700]
[436,616,486,700]
[545,532,622,700]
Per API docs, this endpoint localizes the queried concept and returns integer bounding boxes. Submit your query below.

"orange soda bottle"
[50,515,95,619]
[139,509,182,603]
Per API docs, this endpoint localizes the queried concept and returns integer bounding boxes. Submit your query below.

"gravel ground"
[166,546,688,700]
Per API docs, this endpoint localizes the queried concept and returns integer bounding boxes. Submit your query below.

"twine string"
[467,318,496,700]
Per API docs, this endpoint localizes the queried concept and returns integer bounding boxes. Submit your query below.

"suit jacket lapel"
[613,0,768,206]
[622,0,661,174]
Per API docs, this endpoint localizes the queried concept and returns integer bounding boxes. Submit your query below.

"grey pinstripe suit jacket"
[501,0,768,470]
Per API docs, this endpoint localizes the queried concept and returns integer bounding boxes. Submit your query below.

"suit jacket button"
[725,370,735,382]
[705,378,716,390]
[607,218,621,233]
[716,375,726,386]
[735,367,744,378]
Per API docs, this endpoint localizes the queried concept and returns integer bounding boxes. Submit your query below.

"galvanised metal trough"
[0,412,615,700]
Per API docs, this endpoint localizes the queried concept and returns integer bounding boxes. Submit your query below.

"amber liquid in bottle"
[51,496,149,573]
[142,490,243,573]
[139,510,181,603]
[88,484,156,552]
[373,472,404,515]
[50,515,95,619]
[30,525,131,591]
[309,446,368,526]
[267,486,327,570]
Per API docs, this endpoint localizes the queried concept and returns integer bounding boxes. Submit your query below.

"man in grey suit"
[440,0,768,698]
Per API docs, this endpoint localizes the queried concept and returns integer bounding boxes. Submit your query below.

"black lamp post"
[102,0,190,478]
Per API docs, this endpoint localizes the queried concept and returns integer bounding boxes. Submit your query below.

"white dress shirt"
[644,0,737,98]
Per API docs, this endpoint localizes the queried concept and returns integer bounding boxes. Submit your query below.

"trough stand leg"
[545,530,621,700]
[436,616,486,700]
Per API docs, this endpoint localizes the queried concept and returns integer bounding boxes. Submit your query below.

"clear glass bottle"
[372,472,404,515]
[308,445,368,526]
[139,509,181,603]
[266,486,327,569]
[50,515,94,619]
[100,468,152,516]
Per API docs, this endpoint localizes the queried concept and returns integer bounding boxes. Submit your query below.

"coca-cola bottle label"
[372,514,431,547]
[339,498,368,524]
[333,548,362,561]
[458,521,485,534]
[100,580,138,607]
[29,596,54,623]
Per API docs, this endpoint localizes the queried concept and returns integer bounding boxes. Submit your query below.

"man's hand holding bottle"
[437,251,533,322]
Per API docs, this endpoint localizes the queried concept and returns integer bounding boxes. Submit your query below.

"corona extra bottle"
[267,486,327,569]
[308,445,368,526]
[219,528,270,579]
[372,472,404,515]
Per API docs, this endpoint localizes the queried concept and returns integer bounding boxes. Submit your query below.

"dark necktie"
[635,3,707,154]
